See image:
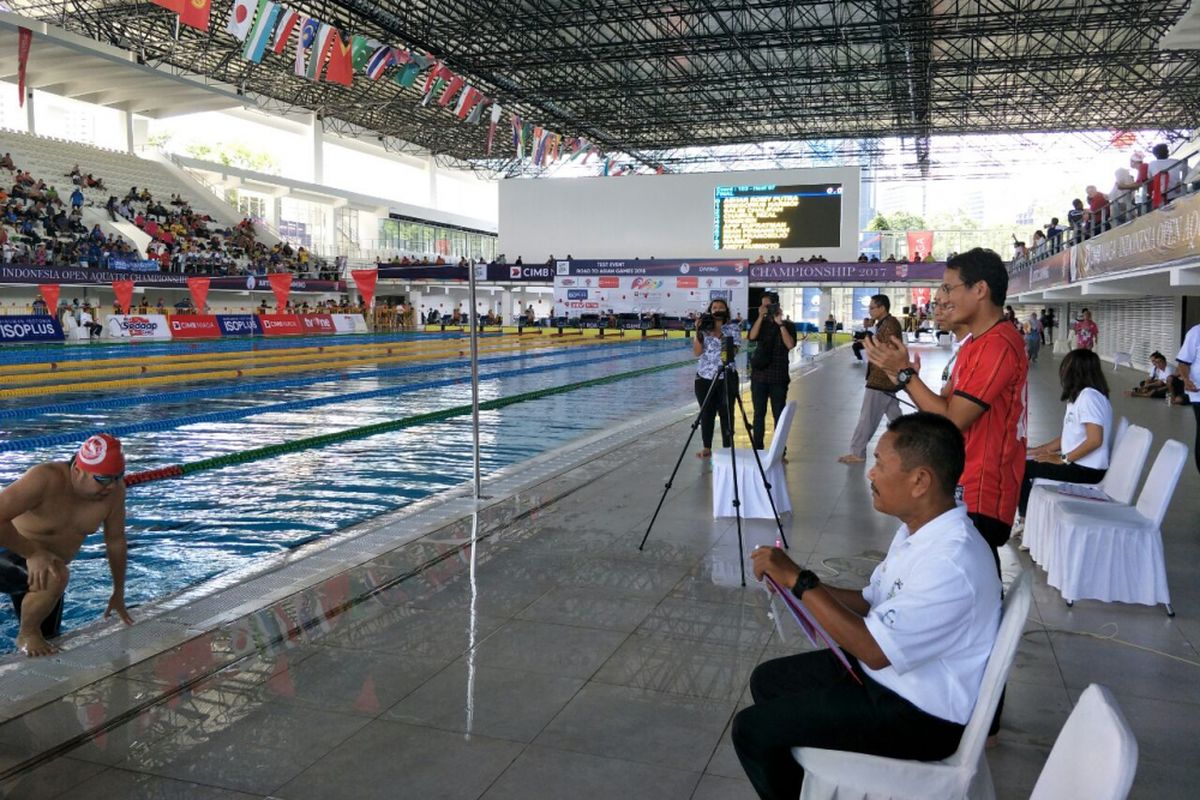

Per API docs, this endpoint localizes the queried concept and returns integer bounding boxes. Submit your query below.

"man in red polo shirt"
[865,248,1028,567]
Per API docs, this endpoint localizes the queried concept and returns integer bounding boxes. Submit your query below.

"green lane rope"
[126,357,694,486]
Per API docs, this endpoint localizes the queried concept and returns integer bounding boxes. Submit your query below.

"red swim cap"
[75,434,125,475]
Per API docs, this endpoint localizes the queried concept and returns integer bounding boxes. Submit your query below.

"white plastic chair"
[1046,439,1187,614]
[792,571,1032,800]
[1029,684,1138,800]
[712,401,795,519]
[1112,351,1133,371]
[1024,424,1150,567]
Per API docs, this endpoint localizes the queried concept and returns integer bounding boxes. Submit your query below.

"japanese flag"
[226,0,257,41]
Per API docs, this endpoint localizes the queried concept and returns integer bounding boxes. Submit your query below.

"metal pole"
[468,262,482,499]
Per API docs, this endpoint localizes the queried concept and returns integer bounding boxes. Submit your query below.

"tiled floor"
[1,343,1197,799]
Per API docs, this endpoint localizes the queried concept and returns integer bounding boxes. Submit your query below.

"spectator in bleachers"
[105,196,118,221]
[83,174,105,190]
[0,153,14,171]
[69,186,83,210]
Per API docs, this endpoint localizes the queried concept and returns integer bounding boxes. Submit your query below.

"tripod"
[640,341,789,586]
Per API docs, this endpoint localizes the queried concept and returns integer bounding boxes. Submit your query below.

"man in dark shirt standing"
[748,292,797,450]
[839,295,903,464]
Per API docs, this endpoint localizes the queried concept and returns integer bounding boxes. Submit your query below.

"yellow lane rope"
[0,336,638,398]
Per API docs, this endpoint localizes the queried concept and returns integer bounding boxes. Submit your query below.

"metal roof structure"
[4,1,1199,179]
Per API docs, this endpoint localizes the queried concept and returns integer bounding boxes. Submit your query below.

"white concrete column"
[427,155,438,208]
[310,113,324,184]
[123,111,135,154]
[24,90,34,134]
[501,289,514,322]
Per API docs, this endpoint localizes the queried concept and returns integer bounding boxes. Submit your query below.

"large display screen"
[713,183,843,250]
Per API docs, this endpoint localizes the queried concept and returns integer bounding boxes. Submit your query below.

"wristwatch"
[791,569,821,600]
[896,367,917,387]
[1059,452,1073,465]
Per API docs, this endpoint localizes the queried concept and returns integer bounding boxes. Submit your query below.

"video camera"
[765,303,782,318]
[698,313,717,333]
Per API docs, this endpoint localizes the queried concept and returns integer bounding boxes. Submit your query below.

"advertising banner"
[554,259,749,320]
[106,314,170,340]
[258,314,304,336]
[298,313,336,334]
[168,314,221,339]
[750,261,944,283]
[910,287,932,310]
[487,263,557,282]
[350,269,378,308]
[0,315,64,342]
[1075,192,1200,280]
[1026,248,1073,292]
[851,288,880,322]
[330,314,368,334]
[1007,266,1031,296]
[108,258,160,273]
[111,280,135,313]
[216,314,263,336]
[0,265,340,291]
[906,231,934,261]
[801,288,823,327]
[376,265,468,281]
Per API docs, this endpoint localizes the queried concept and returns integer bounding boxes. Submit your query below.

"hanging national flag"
[602,157,612,176]
[271,6,299,53]
[438,74,465,106]
[569,137,591,161]
[422,62,451,95]
[152,0,183,11]
[453,86,481,119]
[485,103,501,155]
[180,0,212,30]
[351,36,378,72]
[532,127,547,166]
[367,46,395,80]
[465,98,485,125]
[306,23,336,81]
[521,122,533,156]
[421,77,445,106]
[394,61,421,87]
[242,1,280,63]
[409,51,433,71]
[16,26,31,109]
[294,16,318,76]
[226,0,257,40]
[323,32,354,86]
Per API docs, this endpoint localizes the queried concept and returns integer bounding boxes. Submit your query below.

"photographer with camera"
[692,298,742,458]
[839,294,903,464]
[748,292,797,450]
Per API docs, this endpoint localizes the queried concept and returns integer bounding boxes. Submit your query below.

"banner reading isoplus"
[0,315,64,342]
[216,315,263,336]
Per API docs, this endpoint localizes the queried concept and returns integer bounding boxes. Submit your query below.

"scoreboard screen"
[713,183,843,250]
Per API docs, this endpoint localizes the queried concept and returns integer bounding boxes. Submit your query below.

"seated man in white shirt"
[733,412,1001,800]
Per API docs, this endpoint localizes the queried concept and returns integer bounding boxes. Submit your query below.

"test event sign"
[554,259,748,319]
[749,262,944,283]
[168,314,221,339]
[258,314,305,336]
[216,315,263,336]
[331,314,367,334]
[1075,192,1200,281]
[0,315,63,342]
[106,314,170,340]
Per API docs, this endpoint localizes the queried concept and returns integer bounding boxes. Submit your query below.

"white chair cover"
[1025,425,1150,566]
[712,401,795,519]
[1046,440,1187,606]
[1029,684,1138,800]
[792,572,1032,800]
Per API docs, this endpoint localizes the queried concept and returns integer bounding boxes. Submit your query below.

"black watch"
[896,367,917,387]
[791,569,820,600]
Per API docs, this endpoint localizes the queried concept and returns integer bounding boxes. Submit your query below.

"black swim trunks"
[1,549,65,639]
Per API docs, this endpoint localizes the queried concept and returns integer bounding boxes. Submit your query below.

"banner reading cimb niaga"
[1075,192,1200,281]
[554,259,749,320]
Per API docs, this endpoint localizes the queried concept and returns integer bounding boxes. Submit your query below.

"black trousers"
[1193,404,1200,475]
[732,650,964,800]
[751,379,789,450]
[695,373,738,450]
[1018,459,1106,516]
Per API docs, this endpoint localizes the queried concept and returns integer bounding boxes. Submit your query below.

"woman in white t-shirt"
[1018,349,1112,518]
[1129,351,1175,399]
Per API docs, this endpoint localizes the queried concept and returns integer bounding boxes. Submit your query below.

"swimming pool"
[0,333,706,650]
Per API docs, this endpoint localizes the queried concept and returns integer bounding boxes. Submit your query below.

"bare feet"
[837,454,865,464]
[16,631,59,657]
[696,449,712,458]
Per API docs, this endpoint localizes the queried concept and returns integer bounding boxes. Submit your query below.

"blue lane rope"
[0,347,685,453]
[0,339,669,422]
[0,330,486,366]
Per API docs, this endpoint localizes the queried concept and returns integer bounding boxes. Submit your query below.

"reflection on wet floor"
[1,344,1198,799]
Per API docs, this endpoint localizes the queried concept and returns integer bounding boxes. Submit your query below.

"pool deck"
[0,341,1196,799]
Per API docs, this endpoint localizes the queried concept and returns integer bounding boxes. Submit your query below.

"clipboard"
[763,573,863,685]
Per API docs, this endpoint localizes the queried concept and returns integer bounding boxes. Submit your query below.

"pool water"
[0,334,707,650]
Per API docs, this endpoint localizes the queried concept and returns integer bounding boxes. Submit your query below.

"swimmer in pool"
[0,434,133,657]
